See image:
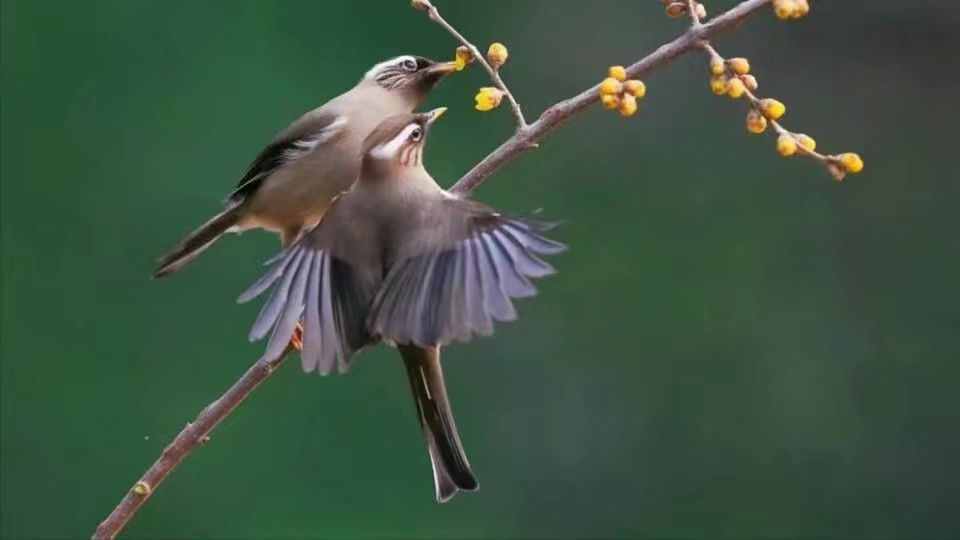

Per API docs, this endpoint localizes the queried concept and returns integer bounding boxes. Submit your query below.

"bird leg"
[290,321,304,351]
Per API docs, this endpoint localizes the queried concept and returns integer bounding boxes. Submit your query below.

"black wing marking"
[367,216,565,348]
[227,116,347,203]
[238,242,374,374]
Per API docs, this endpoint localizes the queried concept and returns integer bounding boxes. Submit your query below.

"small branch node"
[132,481,152,497]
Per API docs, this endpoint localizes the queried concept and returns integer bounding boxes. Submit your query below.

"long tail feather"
[400,345,478,503]
[153,205,243,278]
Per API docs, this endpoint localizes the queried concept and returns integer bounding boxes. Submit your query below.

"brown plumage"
[154,56,457,278]
[238,109,566,502]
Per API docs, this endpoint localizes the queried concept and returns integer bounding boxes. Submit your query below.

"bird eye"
[410,127,423,142]
[402,58,418,71]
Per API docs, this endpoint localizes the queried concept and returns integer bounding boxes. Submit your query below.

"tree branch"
[93,1,773,537]
[449,0,772,195]
[92,345,293,539]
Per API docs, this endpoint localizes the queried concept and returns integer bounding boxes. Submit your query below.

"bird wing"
[367,197,566,347]
[227,111,348,203]
[237,194,379,374]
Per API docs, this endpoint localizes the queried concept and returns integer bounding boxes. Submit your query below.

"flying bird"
[238,108,566,502]
[154,55,458,278]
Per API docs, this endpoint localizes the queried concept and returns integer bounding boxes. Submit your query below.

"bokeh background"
[3,1,958,538]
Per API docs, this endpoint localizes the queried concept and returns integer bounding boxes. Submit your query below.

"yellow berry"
[599,77,623,96]
[665,1,687,18]
[746,109,768,134]
[741,74,759,91]
[728,57,750,75]
[487,42,509,69]
[777,134,798,157]
[839,153,864,174]
[727,77,746,99]
[618,94,638,117]
[774,0,796,20]
[600,94,621,110]
[608,65,627,82]
[624,80,646,98]
[796,133,816,152]
[710,76,729,96]
[474,87,504,112]
[760,98,786,120]
[709,58,725,76]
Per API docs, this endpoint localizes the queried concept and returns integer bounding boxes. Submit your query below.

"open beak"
[425,107,448,127]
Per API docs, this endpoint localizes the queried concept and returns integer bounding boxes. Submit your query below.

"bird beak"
[426,107,447,126]
[425,61,459,77]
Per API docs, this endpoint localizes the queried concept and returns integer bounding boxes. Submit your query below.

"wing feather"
[368,209,564,347]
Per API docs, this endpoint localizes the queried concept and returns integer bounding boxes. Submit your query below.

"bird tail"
[153,204,243,278]
[400,344,479,503]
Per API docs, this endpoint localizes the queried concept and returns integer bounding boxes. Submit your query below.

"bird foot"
[290,322,304,351]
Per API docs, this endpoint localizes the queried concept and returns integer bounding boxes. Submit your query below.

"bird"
[153,55,458,278]
[237,108,566,502]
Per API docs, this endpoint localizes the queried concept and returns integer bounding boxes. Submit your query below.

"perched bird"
[238,108,566,502]
[153,55,458,278]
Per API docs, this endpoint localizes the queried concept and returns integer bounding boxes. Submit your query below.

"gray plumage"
[154,55,457,278]
[238,109,566,502]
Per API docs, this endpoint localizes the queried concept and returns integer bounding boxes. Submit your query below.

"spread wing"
[367,198,566,347]
[237,196,378,374]
[227,112,347,203]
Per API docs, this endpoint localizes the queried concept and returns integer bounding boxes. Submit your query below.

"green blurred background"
[3,1,958,538]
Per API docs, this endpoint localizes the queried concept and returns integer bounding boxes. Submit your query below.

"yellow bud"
[454,46,474,71]
[793,0,810,18]
[709,58,725,76]
[777,134,798,157]
[741,74,759,91]
[760,98,786,120]
[600,94,621,110]
[608,65,627,82]
[411,0,431,11]
[624,80,646,98]
[695,2,707,19]
[727,77,746,99]
[487,42,509,69]
[474,87,504,112]
[796,133,816,152]
[774,0,796,20]
[132,481,152,496]
[618,94,638,117]
[665,1,687,18]
[839,153,864,174]
[728,57,750,75]
[710,75,729,96]
[599,77,623,96]
[746,109,768,134]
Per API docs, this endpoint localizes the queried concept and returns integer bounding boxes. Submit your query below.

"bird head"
[362,107,447,171]
[363,55,458,104]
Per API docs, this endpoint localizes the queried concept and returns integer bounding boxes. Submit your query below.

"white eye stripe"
[370,123,420,160]
[365,55,418,79]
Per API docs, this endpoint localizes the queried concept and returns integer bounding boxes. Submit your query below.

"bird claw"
[290,322,304,351]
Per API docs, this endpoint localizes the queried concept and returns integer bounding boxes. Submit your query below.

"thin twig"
[92,345,293,539]
[699,34,848,179]
[420,0,528,128]
[449,0,772,195]
[93,1,772,536]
